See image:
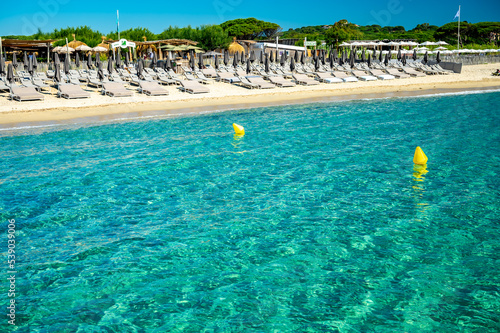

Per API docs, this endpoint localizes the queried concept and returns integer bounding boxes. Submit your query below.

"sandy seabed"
[0,63,499,128]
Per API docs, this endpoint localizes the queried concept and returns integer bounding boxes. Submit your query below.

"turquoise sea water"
[1,91,499,332]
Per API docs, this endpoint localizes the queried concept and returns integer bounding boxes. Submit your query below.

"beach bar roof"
[1,39,56,52]
[106,38,198,47]
[257,42,307,52]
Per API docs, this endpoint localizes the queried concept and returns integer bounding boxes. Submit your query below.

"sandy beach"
[1,63,499,127]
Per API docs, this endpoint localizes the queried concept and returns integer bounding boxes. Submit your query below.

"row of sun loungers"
[2,59,457,101]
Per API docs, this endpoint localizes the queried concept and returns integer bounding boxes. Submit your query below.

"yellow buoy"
[233,123,245,135]
[413,146,428,165]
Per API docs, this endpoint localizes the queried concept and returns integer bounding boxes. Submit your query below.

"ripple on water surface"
[0,92,499,332]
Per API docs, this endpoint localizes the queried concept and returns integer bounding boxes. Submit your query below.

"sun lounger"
[156,74,177,85]
[19,77,41,91]
[352,71,378,81]
[58,84,91,99]
[109,73,127,84]
[432,64,454,74]
[237,76,259,89]
[202,68,217,78]
[102,82,133,97]
[128,74,142,86]
[403,67,426,77]
[179,80,210,94]
[369,69,395,80]
[385,68,410,79]
[0,79,10,92]
[292,73,320,86]
[195,71,215,84]
[34,72,49,81]
[65,74,83,85]
[140,73,156,82]
[167,70,184,83]
[315,72,343,83]
[87,74,105,87]
[247,76,275,89]
[117,68,131,80]
[268,75,296,87]
[332,71,358,82]
[143,68,158,78]
[184,72,207,84]
[32,77,51,92]
[155,68,167,75]
[139,81,169,96]
[10,85,44,101]
[216,72,240,83]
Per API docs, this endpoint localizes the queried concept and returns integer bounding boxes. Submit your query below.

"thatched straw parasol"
[228,37,244,55]
[97,36,110,51]
[68,34,87,49]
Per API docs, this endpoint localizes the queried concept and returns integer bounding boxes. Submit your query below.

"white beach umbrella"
[92,46,108,52]
[377,41,389,46]
[437,41,449,45]
[435,46,448,51]
[58,46,75,54]
[52,46,62,53]
[400,41,418,46]
[339,42,350,47]
[441,50,453,54]
[76,45,92,52]
[420,41,438,46]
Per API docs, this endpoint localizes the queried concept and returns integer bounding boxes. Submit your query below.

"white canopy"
[58,46,75,54]
[92,46,108,52]
[76,45,92,51]
[259,42,308,52]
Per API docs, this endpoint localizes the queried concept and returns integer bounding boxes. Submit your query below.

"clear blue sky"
[1,0,499,36]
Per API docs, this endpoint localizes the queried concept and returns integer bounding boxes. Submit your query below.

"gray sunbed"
[237,76,259,89]
[268,75,297,87]
[315,72,343,83]
[58,84,91,99]
[332,71,358,82]
[139,81,169,96]
[179,80,210,94]
[247,76,275,89]
[10,85,45,101]
[292,73,320,86]
[352,70,378,81]
[385,68,411,79]
[102,82,133,97]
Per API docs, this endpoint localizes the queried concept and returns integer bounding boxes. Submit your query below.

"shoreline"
[1,64,499,129]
